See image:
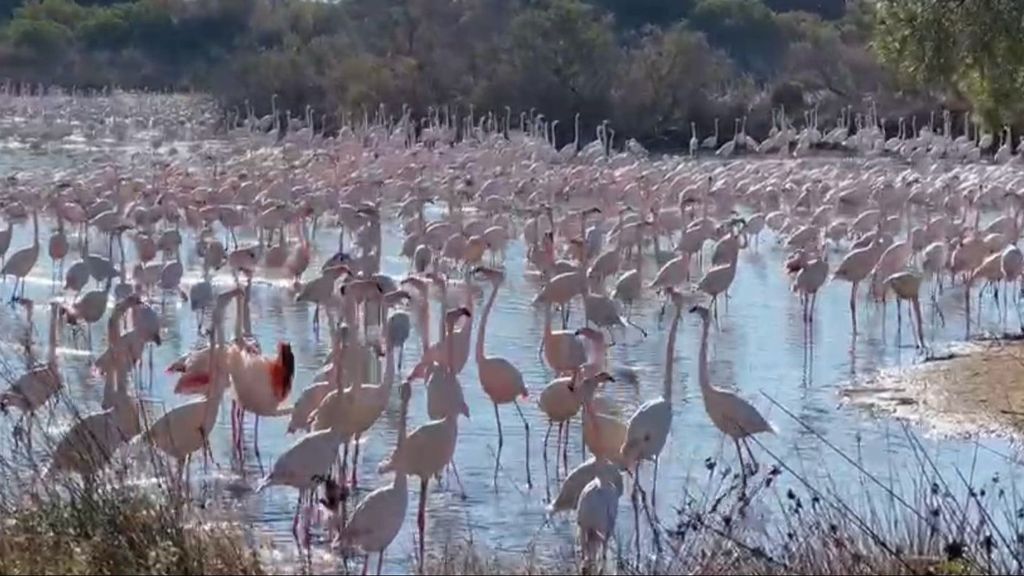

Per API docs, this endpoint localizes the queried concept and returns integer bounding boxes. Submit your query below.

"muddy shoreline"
[843,339,1024,440]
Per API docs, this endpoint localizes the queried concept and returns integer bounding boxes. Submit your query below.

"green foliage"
[764,0,844,20]
[76,7,130,50]
[504,0,617,118]
[875,0,1024,127]
[589,0,693,30]
[0,0,921,146]
[691,0,786,77]
[612,24,729,136]
[6,15,71,61]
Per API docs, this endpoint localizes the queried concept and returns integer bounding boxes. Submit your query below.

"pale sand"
[842,340,1024,439]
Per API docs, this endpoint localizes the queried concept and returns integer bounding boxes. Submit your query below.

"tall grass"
[0,344,263,576]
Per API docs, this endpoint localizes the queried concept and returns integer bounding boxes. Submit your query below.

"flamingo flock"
[1,90,1024,574]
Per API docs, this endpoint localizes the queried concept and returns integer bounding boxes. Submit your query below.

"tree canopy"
[0,0,942,146]
[874,0,1024,126]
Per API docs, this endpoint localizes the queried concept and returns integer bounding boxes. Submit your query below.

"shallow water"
[1,146,1022,572]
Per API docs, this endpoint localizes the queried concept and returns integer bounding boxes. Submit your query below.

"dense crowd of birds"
[1,90,1024,574]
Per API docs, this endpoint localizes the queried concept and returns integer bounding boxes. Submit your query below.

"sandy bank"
[842,340,1024,439]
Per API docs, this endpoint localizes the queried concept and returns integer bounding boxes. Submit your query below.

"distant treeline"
[0,0,954,148]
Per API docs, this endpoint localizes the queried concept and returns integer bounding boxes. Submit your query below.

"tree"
[588,0,693,30]
[874,0,1024,127]
[764,0,844,20]
[0,0,25,21]
[612,24,729,136]
[690,0,786,77]
[502,0,618,121]
[6,17,71,62]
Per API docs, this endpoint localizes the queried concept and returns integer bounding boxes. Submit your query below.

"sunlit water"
[0,143,1021,572]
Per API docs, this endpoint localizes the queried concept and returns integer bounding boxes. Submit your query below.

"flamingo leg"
[417,477,428,570]
[514,400,532,488]
[450,460,466,498]
[341,440,350,489]
[896,298,902,347]
[351,435,360,490]
[652,455,659,511]
[254,415,263,472]
[554,421,564,477]
[291,490,303,544]
[377,550,385,576]
[850,281,858,334]
[742,437,759,474]
[734,437,748,492]
[493,402,503,488]
[631,464,641,565]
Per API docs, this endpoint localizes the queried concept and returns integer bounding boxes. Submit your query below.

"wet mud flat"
[842,337,1024,440]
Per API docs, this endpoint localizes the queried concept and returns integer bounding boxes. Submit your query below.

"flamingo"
[576,472,621,571]
[0,217,12,267]
[620,287,684,507]
[229,281,295,458]
[473,265,530,487]
[139,288,241,486]
[540,300,587,373]
[1,299,63,439]
[2,209,39,300]
[49,212,69,287]
[48,294,143,477]
[333,377,412,576]
[259,321,348,543]
[691,304,774,489]
[884,270,926,348]
[547,456,623,515]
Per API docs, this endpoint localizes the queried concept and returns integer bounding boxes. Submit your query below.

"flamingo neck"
[543,302,553,341]
[476,281,500,362]
[332,342,345,393]
[382,346,395,394]
[445,319,455,369]
[664,309,682,400]
[697,319,712,396]
[48,306,59,366]
[436,285,447,348]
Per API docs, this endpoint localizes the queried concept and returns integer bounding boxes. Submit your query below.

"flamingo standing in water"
[473,265,531,487]
[691,304,774,490]
[1,299,63,441]
[260,321,348,544]
[139,288,242,486]
[378,307,470,570]
[49,294,143,477]
[2,209,40,301]
[620,287,684,508]
[334,375,411,575]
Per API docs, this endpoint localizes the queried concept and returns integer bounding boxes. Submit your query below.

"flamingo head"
[574,327,604,343]
[577,371,614,400]
[277,341,295,383]
[384,289,412,306]
[323,262,351,279]
[471,265,504,284]
[620,432,649,469]
[444,306,471,327]
[663,286,685,310]
[399,276,427,294]
[688,304,711,323]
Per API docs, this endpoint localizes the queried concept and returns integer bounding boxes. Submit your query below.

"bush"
[771,80,804,110]
[612,25,730,138]
[6,17,71,61]
[76,8,130,50]
[0,0,944,148]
